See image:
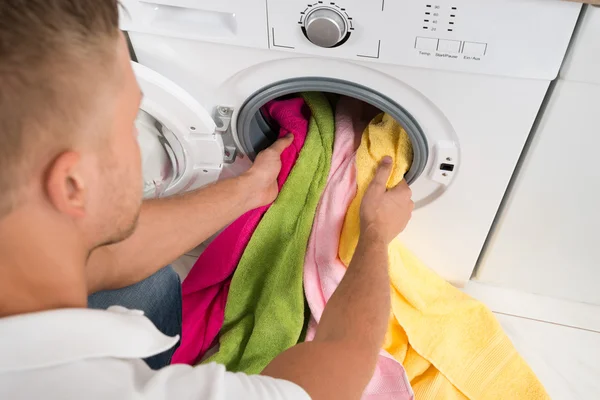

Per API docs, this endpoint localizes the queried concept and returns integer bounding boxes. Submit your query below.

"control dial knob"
[304,8,348,48]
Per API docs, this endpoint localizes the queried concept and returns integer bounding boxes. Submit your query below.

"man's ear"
[45,151,87,218]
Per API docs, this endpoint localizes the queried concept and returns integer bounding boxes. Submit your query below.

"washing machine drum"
[235,78,430,185]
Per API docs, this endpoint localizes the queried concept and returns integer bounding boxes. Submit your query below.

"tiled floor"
[496,313,600,399]
[465,282,600,399]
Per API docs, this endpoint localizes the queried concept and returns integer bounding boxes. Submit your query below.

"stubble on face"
[89,34,144,251]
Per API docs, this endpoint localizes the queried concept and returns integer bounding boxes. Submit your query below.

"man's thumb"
[371,157,393,189]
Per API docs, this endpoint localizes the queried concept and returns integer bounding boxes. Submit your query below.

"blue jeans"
[88,266,182,369]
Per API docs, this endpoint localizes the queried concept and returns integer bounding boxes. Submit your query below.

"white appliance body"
[121,0,581,285]
[475,5,600,305]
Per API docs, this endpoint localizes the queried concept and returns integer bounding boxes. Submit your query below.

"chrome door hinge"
[214,106,238,164]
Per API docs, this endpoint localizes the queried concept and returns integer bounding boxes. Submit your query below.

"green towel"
[205,92,334,373]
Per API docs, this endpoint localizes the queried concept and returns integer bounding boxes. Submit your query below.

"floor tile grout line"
[493,311,600,334]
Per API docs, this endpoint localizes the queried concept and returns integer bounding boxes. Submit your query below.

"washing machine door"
[133,62,226,198]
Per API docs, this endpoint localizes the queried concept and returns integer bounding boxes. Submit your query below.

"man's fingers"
[389,179,412,201]
[370,157,393,191]
[268,135,294,155]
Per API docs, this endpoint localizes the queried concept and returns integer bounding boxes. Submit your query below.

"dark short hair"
[0,0,120,216]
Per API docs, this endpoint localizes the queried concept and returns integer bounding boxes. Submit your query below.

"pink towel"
[172,97,310,365]
[303,97,414,400]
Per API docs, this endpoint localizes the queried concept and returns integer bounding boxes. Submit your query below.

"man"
[0,1,414,399]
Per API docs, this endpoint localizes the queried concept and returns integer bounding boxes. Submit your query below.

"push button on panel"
[437,39,461,53]
[415,37,438,51]
[462,41,487,56]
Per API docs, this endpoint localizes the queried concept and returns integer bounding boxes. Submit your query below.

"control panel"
[266,0,581,79]
[413,4,485,60]
[120,0,581,80]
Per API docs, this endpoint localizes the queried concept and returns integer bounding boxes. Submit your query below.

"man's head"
[0,0,143,251]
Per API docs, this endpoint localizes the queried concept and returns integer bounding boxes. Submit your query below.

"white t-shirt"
[0,306,310,400]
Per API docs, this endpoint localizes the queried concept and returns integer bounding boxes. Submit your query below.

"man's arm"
[86,136,293,293]
[261,157,414,400]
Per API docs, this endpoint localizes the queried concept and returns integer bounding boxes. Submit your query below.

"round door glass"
[136,110,185,198]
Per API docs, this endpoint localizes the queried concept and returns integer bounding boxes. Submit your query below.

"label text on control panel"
[435,53,458,59]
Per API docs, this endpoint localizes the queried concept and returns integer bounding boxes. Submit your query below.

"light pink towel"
[303,97,414,400]
[173,97,310,365]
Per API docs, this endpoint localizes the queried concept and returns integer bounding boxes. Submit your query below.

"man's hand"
[242,135,294,209]
[360,156,414,244]
[87,134,294,293]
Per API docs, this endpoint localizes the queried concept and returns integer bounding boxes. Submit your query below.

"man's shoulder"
[0,358,310,400]
[0,307,309,399]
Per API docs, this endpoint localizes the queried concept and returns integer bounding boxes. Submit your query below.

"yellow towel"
[339,113,548,399]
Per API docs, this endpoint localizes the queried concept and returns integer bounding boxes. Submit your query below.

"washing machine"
[475,4,600,305]
[120,0,581,286]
